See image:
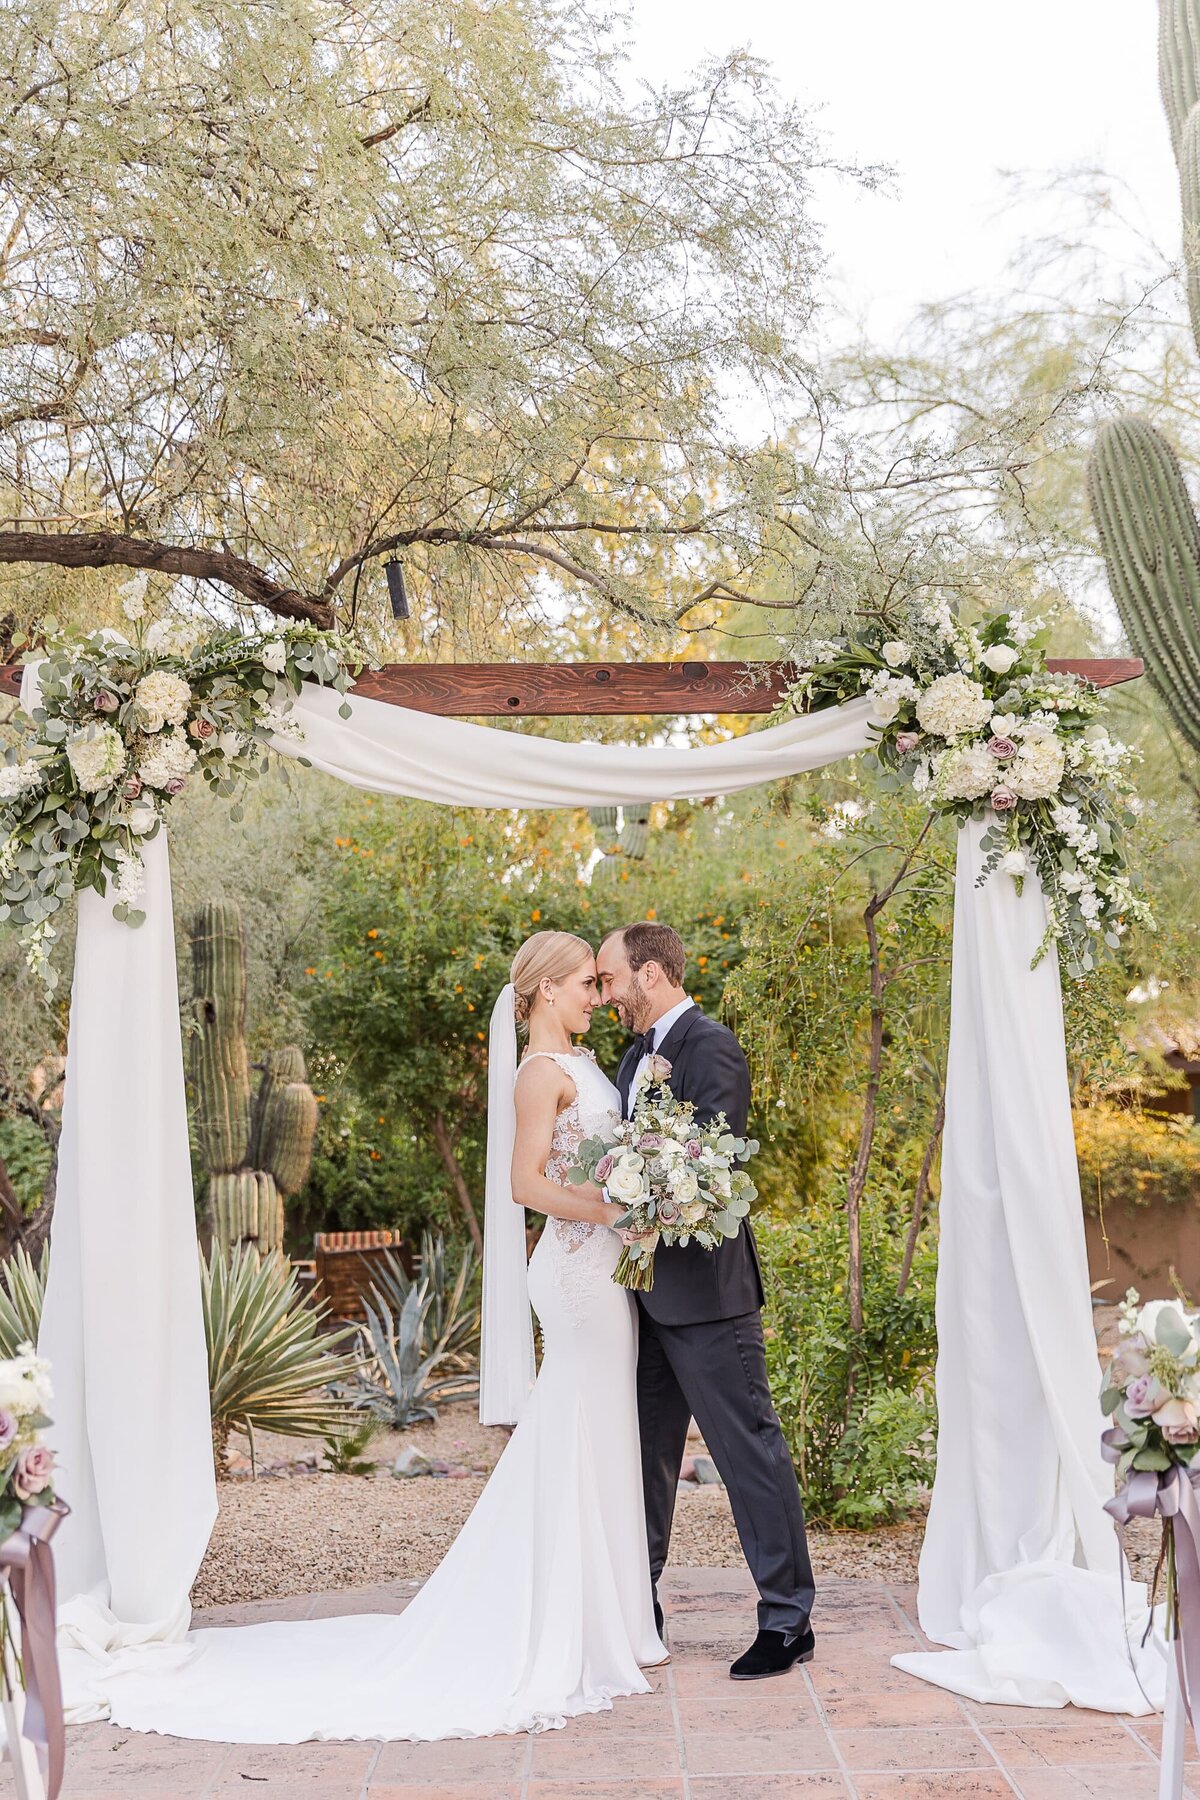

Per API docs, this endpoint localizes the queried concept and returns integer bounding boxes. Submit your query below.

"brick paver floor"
[54,1568,1193,1799]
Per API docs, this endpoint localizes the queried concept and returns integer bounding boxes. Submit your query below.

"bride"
[99,929,665,1743]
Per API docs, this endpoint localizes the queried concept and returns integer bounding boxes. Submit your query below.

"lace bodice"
[517,1048,621,1258]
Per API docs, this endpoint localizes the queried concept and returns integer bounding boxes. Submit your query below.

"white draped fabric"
[28,679,1156,1732]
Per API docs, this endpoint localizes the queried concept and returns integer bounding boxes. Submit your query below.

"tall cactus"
[189,901,252,1174]
[1087,0,1200,749]
[189,900,318,1252]
[589,802,654,879]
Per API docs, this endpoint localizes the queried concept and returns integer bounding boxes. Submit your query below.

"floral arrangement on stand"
[0,1346,66,1800]
[566,1059,760,1290]
[1101,1291,1200,1724]
[787,602,1153,975]
[0,579,359,988]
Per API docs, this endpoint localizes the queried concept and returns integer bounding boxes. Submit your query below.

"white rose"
[260,639,288,675]
[881,640,911,668]
[980,644,1019,675]
[128,801,159,836]
[607,1164,645,1204]
[672,1170,700,1204]
[990,713,1018,738]
[1000,849,1029,878]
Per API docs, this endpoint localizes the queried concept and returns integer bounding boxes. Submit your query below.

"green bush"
[1074,1103,1200,1212]
[0,1117,51,1215]
[759,1179,937,1527]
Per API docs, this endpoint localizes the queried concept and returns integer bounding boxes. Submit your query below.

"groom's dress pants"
[636,1304,815,1635]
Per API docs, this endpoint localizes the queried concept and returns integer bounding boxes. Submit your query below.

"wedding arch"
[0,625,1165,1722]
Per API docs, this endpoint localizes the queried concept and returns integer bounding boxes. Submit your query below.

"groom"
[596,923,816,1679]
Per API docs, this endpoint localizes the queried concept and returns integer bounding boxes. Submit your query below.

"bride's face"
[545,954,598,1036]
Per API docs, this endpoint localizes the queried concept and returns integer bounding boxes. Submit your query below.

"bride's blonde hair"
[510,930,593,1031]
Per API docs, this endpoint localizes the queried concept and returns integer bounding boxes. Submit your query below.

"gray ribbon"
[0,1501,68,1800]
[1103,1426,1200,1724]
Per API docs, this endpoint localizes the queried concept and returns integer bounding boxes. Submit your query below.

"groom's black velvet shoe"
[653,1598,665,1637]
[729,1625,815,1680]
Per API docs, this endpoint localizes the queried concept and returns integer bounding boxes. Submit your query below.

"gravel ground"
[193,1312,1164,1610]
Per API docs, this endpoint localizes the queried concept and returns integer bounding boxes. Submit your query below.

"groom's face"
[596,934,651,1032]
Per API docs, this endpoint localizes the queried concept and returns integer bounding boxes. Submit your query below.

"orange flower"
[367,928,379,939]
[531,909,541,923]
[305,966,316,976]
[697,955,708,968]
[645,907,657,920]
[374,950,385,960]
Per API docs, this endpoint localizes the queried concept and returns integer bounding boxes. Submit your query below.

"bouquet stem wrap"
[0,1502,68,1799]
[1102,1428,1200,1723]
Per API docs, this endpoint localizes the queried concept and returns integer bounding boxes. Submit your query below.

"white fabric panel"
[275,683,878,806]
[39,831,216,1714]
[892,820,1160,1711]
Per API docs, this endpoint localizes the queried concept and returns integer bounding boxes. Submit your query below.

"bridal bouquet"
[0,1345,59,1705]
[566,1060,759,1291]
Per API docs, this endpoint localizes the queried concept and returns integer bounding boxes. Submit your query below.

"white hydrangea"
[0,760,45,800]
[0,1345,53,1414]
[132,670,192,733]
[145,617,203,658]
[65,724,126,794]
[915,673,992,740]
[935,741,996,802]
[1009,730,1066,801]
[137,730,197,790]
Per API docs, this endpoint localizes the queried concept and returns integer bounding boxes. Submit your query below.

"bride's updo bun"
[510,930,593,1032]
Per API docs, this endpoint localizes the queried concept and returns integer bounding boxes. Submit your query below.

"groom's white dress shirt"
[628,996,695,1114]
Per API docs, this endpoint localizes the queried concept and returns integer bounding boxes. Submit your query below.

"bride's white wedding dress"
[96,1047,662,1744]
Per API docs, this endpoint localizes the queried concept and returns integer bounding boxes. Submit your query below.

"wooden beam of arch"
[0,656,1144,715]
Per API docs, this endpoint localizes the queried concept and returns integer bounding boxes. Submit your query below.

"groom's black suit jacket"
[616,1005,764,1327]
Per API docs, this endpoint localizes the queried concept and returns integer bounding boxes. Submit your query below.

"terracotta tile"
[808,1662,942,1701]
[832,1726,994,1770]
[683,1729,838,1774]
[1013,1770,1176,1799]
[527,1784,685,1800]
[563,1696,676,1737]
[689,1780,850,1799]
[982,1724,1153,1766]
[677,1692,821,1733]
[373,1737,529,1782]
[61,1730,230,1788]
[851,1777,1017,1799]
[816,1686,966,1728]
[529,1734,683,1779]
[963,1701,1134,1730]
[208,1741,376,1795]
[368,1788,521,1800]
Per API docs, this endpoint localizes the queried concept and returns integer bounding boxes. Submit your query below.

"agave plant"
[202,1243,360,1473]
[0,1244,47,1357]
[340,1234,480,1428]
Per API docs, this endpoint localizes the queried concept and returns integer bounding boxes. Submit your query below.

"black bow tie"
[631,1030,656,1060]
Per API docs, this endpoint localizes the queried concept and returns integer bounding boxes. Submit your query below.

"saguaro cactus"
[589,802,655,879]
[1086,0,1200,749]
[189,901,318,1253]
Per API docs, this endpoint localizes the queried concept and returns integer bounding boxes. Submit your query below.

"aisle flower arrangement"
[0,584,358,987]
[787,602,1153,973]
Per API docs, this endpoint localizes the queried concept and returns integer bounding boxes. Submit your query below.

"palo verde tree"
[0,0,867,650]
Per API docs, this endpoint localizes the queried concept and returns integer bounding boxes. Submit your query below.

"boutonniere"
[644,1054,673,1085]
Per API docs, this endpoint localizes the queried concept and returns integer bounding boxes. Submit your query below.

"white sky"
[627,0,1181,345]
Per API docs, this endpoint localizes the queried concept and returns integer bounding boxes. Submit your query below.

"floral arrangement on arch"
[787,600,1153,974]
[0,576,358,986]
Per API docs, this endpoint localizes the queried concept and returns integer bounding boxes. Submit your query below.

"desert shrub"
[758,1180,937,1527]
[1074,1104,1200,1213]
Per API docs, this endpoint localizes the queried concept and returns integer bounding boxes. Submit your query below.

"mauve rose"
[0,1410,16,1451]
[639,1133,663,1151]
[123,775,143,801]
[657,1199,680,1225]
[990,786,1018,812]
[1109,1338,1152,1385]
[93,690,119,714]
[188,717,215,740]
[12,1442,55,1501]
[987,735,1017,759]
[895,731,922,756]
[594,1153,614,1182]
[1126,1373,1169,1418]
[687,1139,703,1159]
[1154,1397,1200,1444]
[164,776,187,795]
